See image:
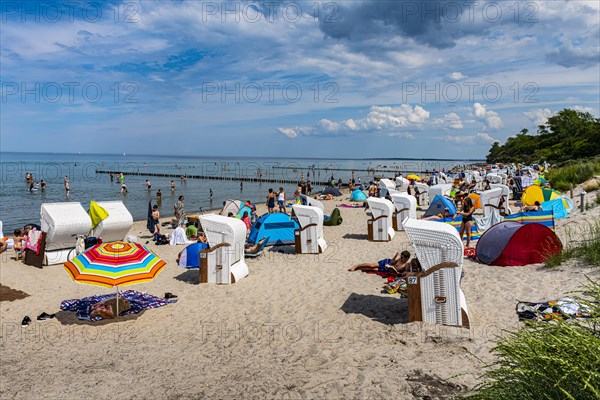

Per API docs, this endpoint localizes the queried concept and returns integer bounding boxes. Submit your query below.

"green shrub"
[465,280,600,400]
[545,161,600,190]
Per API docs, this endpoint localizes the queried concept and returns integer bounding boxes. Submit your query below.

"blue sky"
[1,0,599,159]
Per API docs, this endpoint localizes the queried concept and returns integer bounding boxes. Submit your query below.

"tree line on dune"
[486,109,600,164]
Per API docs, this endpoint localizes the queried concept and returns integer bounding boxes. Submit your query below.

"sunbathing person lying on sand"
[348,251,410,273]
[245,237,267,253]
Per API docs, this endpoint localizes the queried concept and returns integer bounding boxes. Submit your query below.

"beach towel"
[60,290,176,321]
[516,298,593,321]
[474,209,504,232]
[25,228,42,255]
[170,227,192,245]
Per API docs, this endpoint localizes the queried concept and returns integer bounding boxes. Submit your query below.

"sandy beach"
[1,189,599,399]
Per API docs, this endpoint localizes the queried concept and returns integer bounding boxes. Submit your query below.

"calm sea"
[0,152,473,231]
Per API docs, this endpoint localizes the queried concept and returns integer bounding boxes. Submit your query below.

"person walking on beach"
[174,195,186,226]
[277,187,286,214]
[146,180,152,191]
[266,189,276,213]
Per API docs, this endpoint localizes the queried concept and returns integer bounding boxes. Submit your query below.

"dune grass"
[545,159,600,192]
[546,219,600,268]
[465,280,600,400]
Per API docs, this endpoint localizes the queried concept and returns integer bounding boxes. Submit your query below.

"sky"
[1,0,599,159]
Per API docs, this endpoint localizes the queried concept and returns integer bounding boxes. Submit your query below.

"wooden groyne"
[95,170,331,186]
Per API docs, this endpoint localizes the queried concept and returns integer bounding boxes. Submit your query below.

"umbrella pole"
[116,286,119,317]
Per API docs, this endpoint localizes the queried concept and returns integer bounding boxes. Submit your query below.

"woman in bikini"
[454,196,475,248]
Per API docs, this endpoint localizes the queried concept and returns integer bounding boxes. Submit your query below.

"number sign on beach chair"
[366,197,395,242]
[403,218,470,328]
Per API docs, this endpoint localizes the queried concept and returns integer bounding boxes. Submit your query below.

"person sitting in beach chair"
[348,251,410,273]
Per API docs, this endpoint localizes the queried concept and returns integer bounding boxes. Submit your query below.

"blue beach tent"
[178,242,209,268]
[350,189,367,201]
[247,213,300,246]
[541,198,568,219]
[236,205,252,219]
[423,195,457,217]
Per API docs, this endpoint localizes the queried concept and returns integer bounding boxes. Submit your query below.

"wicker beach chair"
[403,218,470,328]
[391,192,417,231]
[292,205,327,254]
[366,197,395,242]
[479,187,504,218]
[199,214,249,284]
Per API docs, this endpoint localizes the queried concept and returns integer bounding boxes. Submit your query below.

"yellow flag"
[89,201,109,229]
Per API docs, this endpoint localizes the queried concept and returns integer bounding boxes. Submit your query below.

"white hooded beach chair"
[429,183,452,199]
[299,194,324,211]
[366,197,395,242]
[490,184,511,215]
[486,173,502,184]
[90,201,133,242]
[379,179,396,197]
[479,187,504,218]
[395,176,410,192]
[414,182,429,205]
[41,202,92,265]
[391,193,417,231]
[403,218,470,328]
[199,214,249,284]
[292,205,327,254]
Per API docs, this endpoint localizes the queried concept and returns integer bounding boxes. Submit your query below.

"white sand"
[1,190,599,399]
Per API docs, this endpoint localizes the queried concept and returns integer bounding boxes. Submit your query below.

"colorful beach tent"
[236,205,252,219]
[466,193,482,209]
[423,195,456,217]
[541,198,568,219]
[178,242,209,268]
[476,222,562,266]
[350,190,367,201]
[321,187,342,196]
[504,210,555,231]
[247,213,299,246]
[522,186,564,206]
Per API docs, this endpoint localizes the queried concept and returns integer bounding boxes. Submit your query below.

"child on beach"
[152,205,160,234]
[13,229,25,260]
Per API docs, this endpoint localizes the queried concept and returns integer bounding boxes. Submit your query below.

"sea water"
[0,152,472,231]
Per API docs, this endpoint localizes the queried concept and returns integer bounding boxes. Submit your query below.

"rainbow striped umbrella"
[64,242,166,316]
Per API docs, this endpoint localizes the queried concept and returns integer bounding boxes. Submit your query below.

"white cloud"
[447,72,465,81]
[572,105,595,114]
[276,128,298,138]
[277,104,430,138]
[433,112,463,129]
[472,103,503,130]
[523,108,552,126]
[443,133,498,144]
[388,132,415,139]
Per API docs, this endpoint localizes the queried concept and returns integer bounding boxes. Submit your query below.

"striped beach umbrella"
[64,242,166,315]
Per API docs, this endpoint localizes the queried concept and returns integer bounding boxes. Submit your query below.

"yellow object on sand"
[89,201,109,229]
